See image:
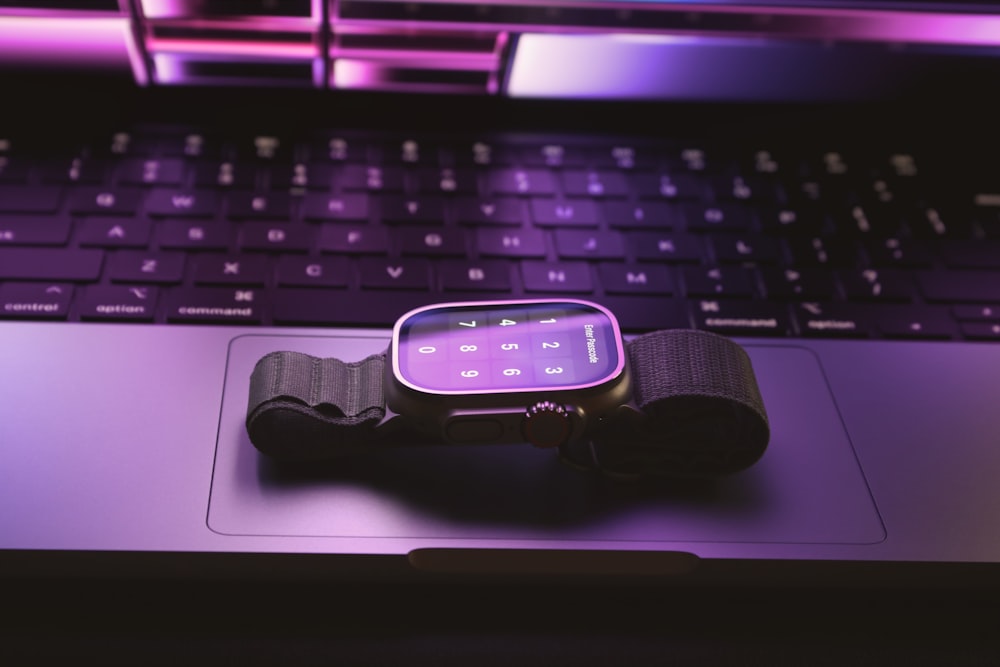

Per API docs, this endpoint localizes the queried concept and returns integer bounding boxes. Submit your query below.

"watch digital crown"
[521,401,572,448]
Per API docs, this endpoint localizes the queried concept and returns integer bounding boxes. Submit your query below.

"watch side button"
[445,417,506,444]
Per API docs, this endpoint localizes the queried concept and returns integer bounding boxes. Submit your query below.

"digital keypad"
[397,301,621,393]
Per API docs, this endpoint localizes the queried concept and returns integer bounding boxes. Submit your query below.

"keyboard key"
[865,238,934,268]
[521,261,593,293]
[68,187,142,216]
[477,229,547,258]
[598,263,674,295]
[604,201,680,229]
[165,287,262,324]
[0,185,64,213]
[319,224,389,254]
[530,199,600,227]
[684,204,752,232]
[710,235,781,264]
[839,269,914,302]
[40,158,108,185]
[193,254,270,286]
[597,296,689,331]
[439,260,512,292]
[0,282,73,319]
[275,256,350,288]
[109,251,185,284]
[311,135,365,163]
[758,207,825,236]
[940,240,1000,269]
[270,163,333,191]
[953,305,1000,322]
[0,215,72,246]
[79,218,152,248]
[272,289,433,326]
[561,170,629,197]
[590,145,657,170]
[119,158,184,186]
[690,299,791,336]
[146,189,219,217]
[760,267,836,300]
[519,143,586,167]
[0,248,103,281]
[787,236,860,267]
[452,140,515,167]
[553,230,624,260]
[301,193,370,221]
[239,223,312,253]
[711,174,779,203]
[158,220,233,251]
[341,165,404,192]
[683,267,757,298]
[456,198,523,226]
[487,168,556,196]
[877,306,958,339]
[413,167,477,195]
[0,154,28,183]
[78,285,158,322]
[631,233,703,263]
[909,205,973,239]
[399,228,467,257]
[381,138,439,165]
[634,172,705,200]
[961,322,1000,341]
[240,134,293,162]
[226,193,292,220]
[381,196,446,224]
[918,270,1000,303]
[193,161,257,189]
[358,258,431,290]
[792,302,870,338]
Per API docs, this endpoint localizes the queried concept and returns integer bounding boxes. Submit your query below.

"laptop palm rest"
[209,334,884,548]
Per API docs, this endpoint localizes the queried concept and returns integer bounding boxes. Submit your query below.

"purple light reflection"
[332,58,496,93]
[0,16,135,69]
[148,38,319,58]
[140,0,323,22]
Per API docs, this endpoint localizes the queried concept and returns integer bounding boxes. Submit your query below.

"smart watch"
[246,298,770,478]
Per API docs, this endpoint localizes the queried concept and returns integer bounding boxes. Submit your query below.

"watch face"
[392,299,625,394]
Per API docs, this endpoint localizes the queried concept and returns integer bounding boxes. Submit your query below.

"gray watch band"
[246,350,387,460]
[592,329,769,477]
[245,329,769,476]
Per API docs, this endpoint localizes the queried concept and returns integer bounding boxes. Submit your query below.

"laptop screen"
[3,0,1000,100]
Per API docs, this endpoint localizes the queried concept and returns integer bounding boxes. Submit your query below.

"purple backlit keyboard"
[1,126,998,340]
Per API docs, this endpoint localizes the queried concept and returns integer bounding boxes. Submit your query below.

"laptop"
[2,0,1000,588]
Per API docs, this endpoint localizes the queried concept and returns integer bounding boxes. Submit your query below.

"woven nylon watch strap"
[592,329,770,477]
[245,330,769,475]
[245,350,387,460]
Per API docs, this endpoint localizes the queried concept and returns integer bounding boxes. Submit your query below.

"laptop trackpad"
[209,335,884,546]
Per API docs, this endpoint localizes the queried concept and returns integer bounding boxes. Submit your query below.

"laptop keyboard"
[1,124,999,340]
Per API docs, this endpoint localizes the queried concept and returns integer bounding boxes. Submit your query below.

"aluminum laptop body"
[2,0,1000,587]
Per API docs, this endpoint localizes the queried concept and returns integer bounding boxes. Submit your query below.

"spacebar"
[273,289,440,326]
[0,248,104,281]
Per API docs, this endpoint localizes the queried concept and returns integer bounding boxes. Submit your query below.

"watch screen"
[393,299,624,394]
